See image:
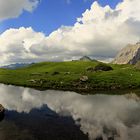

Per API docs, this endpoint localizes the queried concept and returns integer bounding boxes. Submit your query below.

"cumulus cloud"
[0,0,39,21]
[0,0,140,65]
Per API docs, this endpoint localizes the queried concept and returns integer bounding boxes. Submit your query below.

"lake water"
[0,84,140,140]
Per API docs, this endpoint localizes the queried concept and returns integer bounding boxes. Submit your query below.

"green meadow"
[0,61,140,94]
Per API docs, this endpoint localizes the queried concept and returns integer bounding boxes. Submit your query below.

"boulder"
[28,79,37,83]
[64,72,71,75]
[94,63,113,71]
[80,76,88,82]
[0,104,5,116]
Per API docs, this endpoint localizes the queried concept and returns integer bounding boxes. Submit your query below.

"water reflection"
[0,107,87,140]
[0,84,140,140]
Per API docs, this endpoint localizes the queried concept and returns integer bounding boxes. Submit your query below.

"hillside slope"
[0,61,140,93]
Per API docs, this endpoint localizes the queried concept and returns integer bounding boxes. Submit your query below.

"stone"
[113,42,140,64]
[94,63,113,71]
[28,79,37,83]
[80,76,88,82]
[0,104,5,116]
[64,72,71,75]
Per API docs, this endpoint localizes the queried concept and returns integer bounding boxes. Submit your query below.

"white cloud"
[0,0,140,65]
[0,0,39,21]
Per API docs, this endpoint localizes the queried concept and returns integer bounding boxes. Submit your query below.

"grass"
[0,61,140,94]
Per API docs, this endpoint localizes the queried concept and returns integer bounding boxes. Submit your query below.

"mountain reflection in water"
[0,84,140,140]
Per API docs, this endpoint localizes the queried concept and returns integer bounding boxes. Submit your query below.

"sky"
[0,0,122,35]
[0,0,140,65]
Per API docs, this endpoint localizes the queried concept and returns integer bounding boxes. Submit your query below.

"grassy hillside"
[0,61,140,93]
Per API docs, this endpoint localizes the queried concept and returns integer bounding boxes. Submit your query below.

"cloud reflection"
[0,84,140,140]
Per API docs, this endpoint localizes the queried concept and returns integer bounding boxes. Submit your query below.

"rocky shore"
[0,104,5,121]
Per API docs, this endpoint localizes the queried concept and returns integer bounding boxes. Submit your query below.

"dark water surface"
[0,84,140,140]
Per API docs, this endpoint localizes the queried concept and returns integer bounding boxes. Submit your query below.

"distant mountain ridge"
[79,56,97,62]
[1,63,32,69]
[113,42,140,64]
[1,56,96,69]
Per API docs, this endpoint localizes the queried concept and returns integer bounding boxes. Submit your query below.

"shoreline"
[1,82,140,95]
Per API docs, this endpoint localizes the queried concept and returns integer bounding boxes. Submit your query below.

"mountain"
[79,56,97,62]
[113,42,140,64]
[1,63,32,69]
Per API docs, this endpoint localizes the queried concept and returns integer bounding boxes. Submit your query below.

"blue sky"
[1,0,122,35]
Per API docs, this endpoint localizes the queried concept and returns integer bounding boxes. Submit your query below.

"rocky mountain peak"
[79,56,92,61]
[112,42,140,64]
